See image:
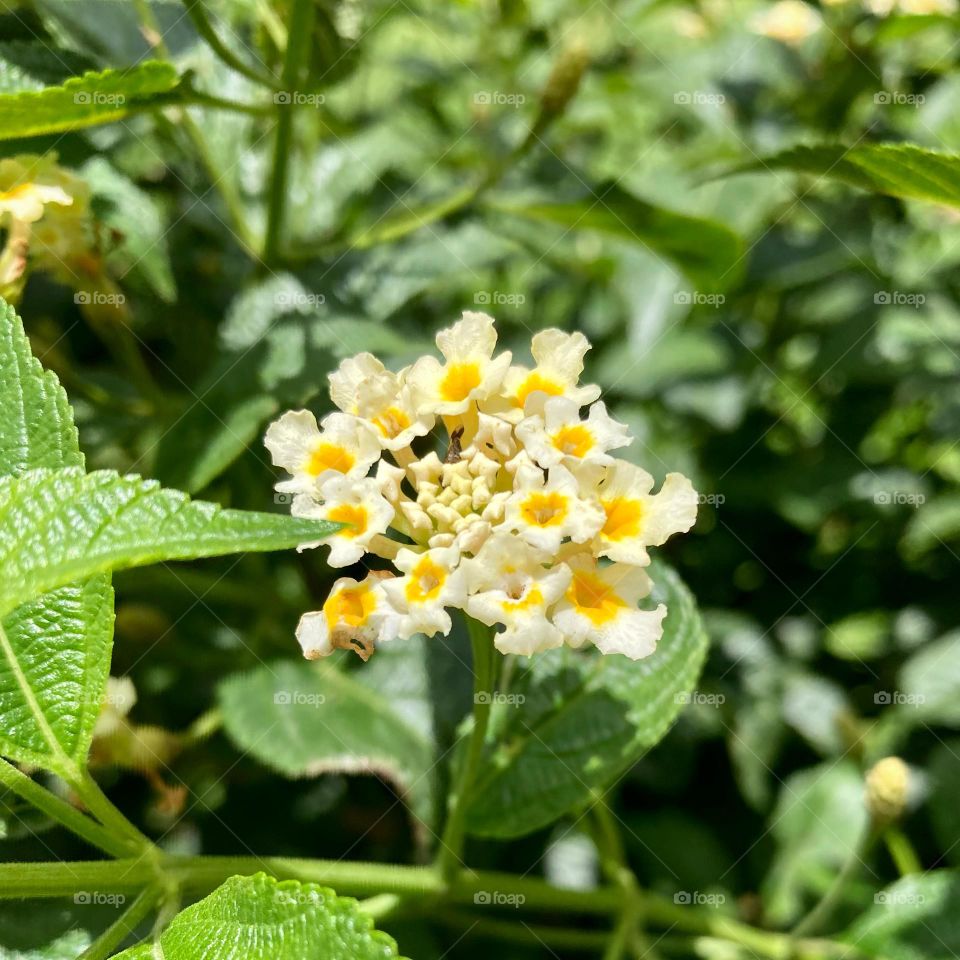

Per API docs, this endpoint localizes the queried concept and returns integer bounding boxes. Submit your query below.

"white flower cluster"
[265,313,697,662]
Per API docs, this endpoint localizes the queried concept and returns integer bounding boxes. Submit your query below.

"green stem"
[0,857,620,913]
[182,0,282,90]
[77,886,162,960]
[262,0,316,264]
[591,796,644,959]
[602,910,633,960]
[0,761,128,858]
[69,769,157,857]
[437,615,496,882]
[133,0,260,258]
[884,826,922,876]
[357,893,403,921]
[792,826,878,937]
[439,909,611,952]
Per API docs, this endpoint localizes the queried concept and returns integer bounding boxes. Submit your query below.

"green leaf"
[0,61,179,141]
[0,300,114,772]
[896,630,960,728]
[82,157,177,302]
[844,870,960,960]
[742,143,960,209]
[486,184,744,292]
[154,274,429,493]
[0,468,338,620]
[218,659,437,830]
[762,760,869,926]
[112,873,402,960]
[464,561,708,838]
[0,299,80,474]
[929,740,960,867]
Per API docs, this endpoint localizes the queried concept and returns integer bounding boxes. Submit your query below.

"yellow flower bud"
[865,756,910,823]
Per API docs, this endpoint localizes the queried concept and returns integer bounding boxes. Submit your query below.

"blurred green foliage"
[2,0,960,956]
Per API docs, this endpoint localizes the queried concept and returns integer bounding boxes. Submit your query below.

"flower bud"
[539,39,590,117]
[865,756,910,824]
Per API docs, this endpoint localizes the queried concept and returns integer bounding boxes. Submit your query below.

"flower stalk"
[437,615,497,883]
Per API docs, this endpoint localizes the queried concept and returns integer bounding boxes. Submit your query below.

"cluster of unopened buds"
[266,313,697,662]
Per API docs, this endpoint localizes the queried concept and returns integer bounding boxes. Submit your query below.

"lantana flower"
[267,311,697,661]
[405,311,512,415]
[264,409,381,494]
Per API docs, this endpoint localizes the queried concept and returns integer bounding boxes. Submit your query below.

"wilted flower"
[266,313,698,661]
[0,154,88,302]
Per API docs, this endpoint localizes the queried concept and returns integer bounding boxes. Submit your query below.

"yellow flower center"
[567,569,625,626]
[501,585,543,613]
[439,362,481,402]
[0,183,34,201]
[406,556,447,604]
[372,406,411,439]
[551,424,594,458]
[306,442,355,477]
[324,583,375,630]
[513,372,562,408]
[327,503,369,538]
[520,491,569,528]
[601,497,644,541]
